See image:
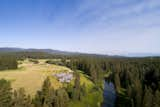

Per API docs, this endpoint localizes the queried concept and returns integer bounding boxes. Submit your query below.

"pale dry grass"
[0,59,72,95]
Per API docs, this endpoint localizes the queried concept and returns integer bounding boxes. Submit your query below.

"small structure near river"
[53,73,73,83]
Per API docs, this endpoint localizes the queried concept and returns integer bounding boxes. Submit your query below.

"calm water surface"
[102,81,116,107]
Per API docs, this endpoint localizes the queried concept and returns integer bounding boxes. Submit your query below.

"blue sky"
[0,0,160,55]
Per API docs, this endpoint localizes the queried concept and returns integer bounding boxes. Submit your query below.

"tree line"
[0,55,17,70]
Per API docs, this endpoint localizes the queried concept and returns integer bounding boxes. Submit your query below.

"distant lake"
[102,81,116,107]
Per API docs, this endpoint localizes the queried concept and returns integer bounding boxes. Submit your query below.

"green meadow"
[0,59,72,95]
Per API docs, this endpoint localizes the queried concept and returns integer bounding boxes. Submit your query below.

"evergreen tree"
[72,72,81,100]
[34,77,56,107]
[127,85,133,98]
[133,77,142,107]
[142,86,153,107]
[112,63,121,91]
[80,83,87,98]
[12,88,32,107]
[153,90,160,107]
[0,79,12,107]
[34,91,43,107]
[90,65,98,83]
[55,88,69,107]
[114,72,121,91]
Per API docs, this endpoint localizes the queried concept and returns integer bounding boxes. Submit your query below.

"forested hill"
[0,47,75,55]
[0,47,160,57]
[0,47,122,58]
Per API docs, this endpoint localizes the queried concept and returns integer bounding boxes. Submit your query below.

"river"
[102,81,116,107]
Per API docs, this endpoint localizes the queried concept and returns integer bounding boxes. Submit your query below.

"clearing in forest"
[0,59,72,95]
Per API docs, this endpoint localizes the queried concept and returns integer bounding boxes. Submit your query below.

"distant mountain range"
[0,47,159,57]
[0,47,124,58]
[0,47,79,55]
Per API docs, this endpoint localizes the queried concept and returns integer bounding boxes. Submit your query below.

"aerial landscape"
[0,0,160,107]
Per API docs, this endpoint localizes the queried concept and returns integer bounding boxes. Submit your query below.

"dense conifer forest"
[0,55,17,70]
[0,52,159,107]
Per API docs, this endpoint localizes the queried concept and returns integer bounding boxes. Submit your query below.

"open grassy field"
[0,59,72,95]
[0,59,103,106]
